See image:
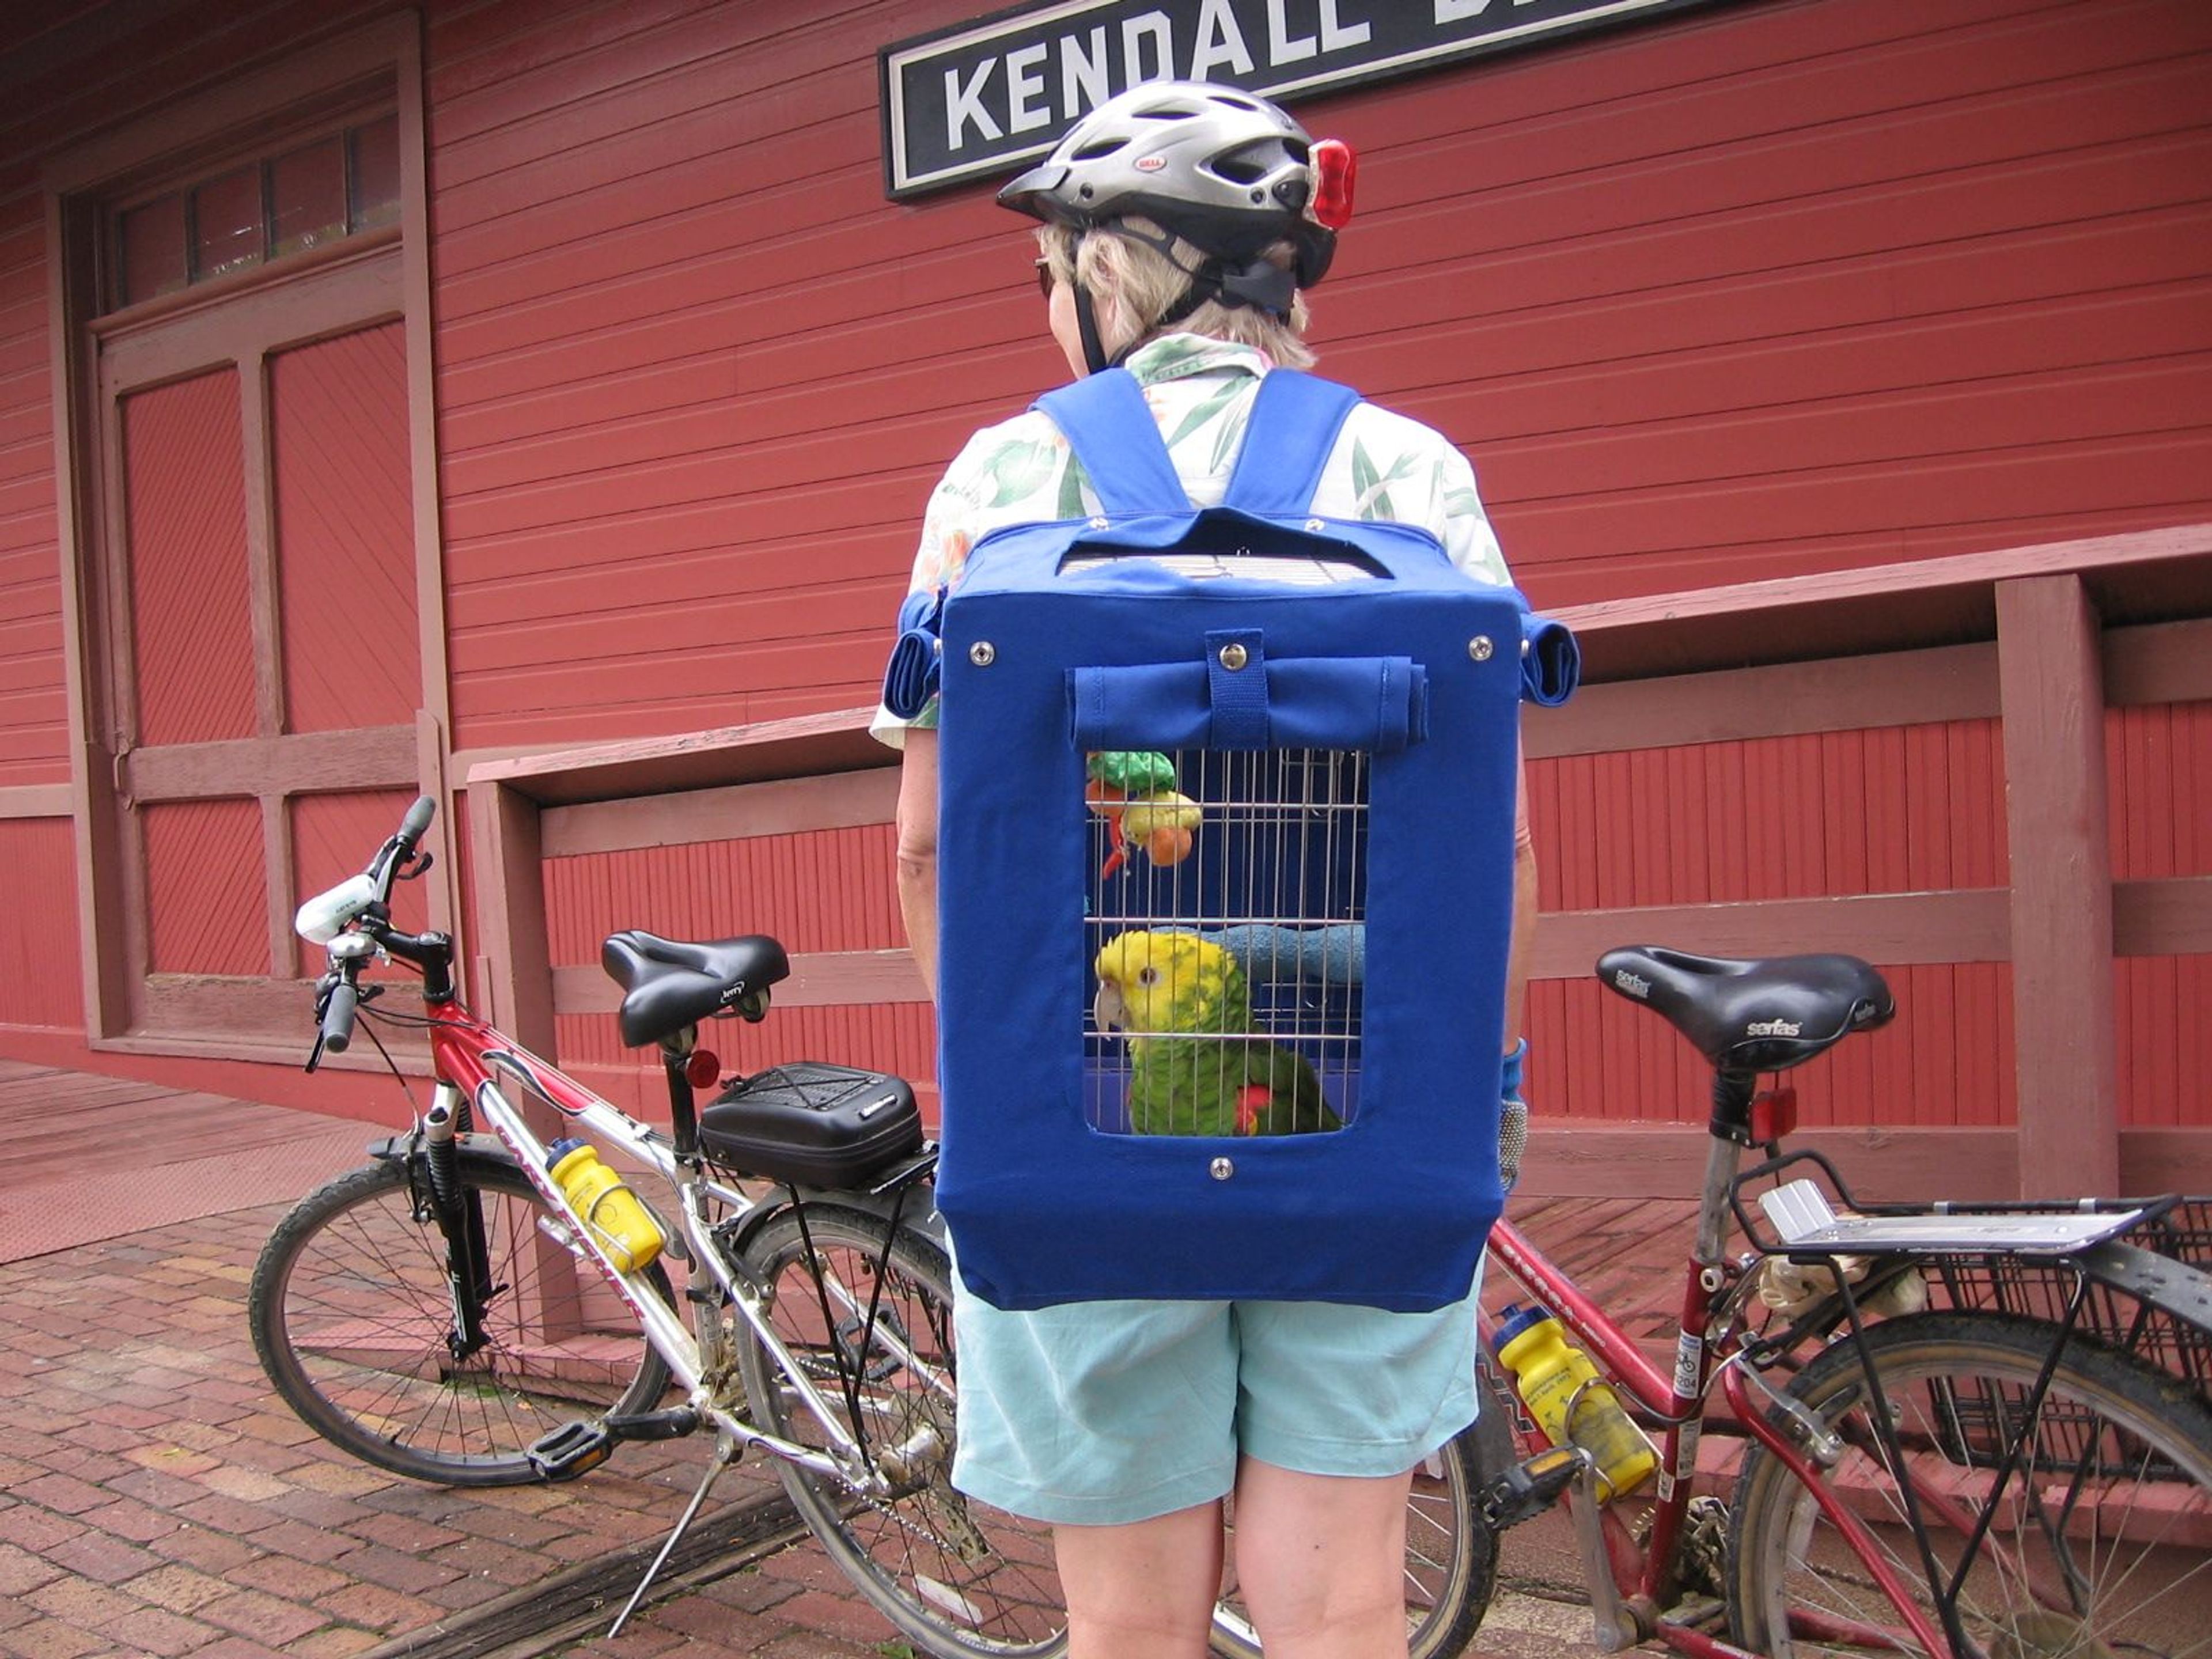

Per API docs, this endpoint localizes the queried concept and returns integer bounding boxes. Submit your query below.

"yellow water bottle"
[546,1137,664,1273]
[1491,1304,1658,1501]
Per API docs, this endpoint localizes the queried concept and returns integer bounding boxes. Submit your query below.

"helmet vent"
[1072,139,1127,161]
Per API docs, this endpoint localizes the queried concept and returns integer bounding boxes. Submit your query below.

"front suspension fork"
[416,1085,495,1362]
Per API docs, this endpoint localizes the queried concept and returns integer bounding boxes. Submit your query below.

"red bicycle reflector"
[1750,1086,1798,1143]
[685,1050,722,1090]
[1311,138,1356,229]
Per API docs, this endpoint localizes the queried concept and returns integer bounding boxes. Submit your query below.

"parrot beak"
[1093,982,1126,1032]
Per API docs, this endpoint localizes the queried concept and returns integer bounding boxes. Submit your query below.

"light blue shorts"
[949,1255,1484,1526]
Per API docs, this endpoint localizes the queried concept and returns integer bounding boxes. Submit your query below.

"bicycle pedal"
[527,1419,616,1481]
[1478,1445,1587,1530]
[603,1407,700,1444]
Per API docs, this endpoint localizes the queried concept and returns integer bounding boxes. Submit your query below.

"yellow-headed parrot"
[1092,930,1339,1137]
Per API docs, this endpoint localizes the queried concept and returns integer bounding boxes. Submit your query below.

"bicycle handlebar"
[300,797,438,1067]
[319,978,359,1055]
[396,794,435,858]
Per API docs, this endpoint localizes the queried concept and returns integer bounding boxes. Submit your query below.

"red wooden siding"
[540,824,934,1113]
[141,797,265,976]
[1526,717,2015,1127]
[2109,699,2211,1127]
[271,321,416,734]
[0,193,62,790]
[0,818,81,1029]
[0,0,2203,1156]
[1330,0,2212,600]
[427,0,2212,763]
[1531,722,2007,911]
[121,369,255,746]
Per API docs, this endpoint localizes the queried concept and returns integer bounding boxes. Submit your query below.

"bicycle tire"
[1206,1418,1500,1659]
[734,1204,1069,1657]
[1728,1309,2212,1658]
[249,1156,675,1486]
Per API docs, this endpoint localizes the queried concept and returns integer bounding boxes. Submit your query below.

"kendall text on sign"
[881,0,1726,196]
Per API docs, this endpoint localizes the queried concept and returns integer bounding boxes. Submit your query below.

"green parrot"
[1092,930,1340,1138]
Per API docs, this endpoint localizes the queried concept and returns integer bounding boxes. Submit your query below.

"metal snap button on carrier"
[1217,643,1249,671]
[1210,1157,1235,1181]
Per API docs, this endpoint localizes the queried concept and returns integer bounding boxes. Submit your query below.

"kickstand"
[608,1430,738,1638]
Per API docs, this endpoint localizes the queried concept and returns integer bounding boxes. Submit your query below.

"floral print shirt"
[872,334,1511,744]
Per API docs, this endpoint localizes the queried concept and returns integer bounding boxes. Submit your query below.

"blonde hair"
[1037,219,1316,370]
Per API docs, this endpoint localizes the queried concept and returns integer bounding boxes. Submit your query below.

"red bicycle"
[1463,945,2212,1658]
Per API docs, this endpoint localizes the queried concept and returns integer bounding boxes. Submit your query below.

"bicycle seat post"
[1696,1069,1758,1266]
[657,1029,703,1161]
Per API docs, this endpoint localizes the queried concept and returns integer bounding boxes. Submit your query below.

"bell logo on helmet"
[1134,154,1166,173]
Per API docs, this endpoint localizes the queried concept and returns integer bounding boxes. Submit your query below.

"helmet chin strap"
[1074,283,1112,376]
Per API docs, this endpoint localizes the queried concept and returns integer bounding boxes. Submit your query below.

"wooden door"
[93,247,431,1055]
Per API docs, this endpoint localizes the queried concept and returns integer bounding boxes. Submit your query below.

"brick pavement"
[0,1069,1688,1658]
[0,1202,895,1659]
[0,1195,1654,1659]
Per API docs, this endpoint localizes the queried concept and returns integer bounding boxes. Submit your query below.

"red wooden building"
[0,0,2205,1199]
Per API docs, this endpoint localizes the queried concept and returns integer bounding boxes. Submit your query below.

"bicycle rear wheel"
[1729,1309,2212,1658]
[250,1156,673,1485]
[734,1204,1068,1657]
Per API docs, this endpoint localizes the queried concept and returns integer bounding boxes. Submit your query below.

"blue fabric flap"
[1519,607,1580,707]
[881,587,943,719]
[1069,652,1429,754]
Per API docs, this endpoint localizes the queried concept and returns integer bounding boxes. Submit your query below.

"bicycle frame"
[1479,1133,1955,1659]
[410,990,948,1499]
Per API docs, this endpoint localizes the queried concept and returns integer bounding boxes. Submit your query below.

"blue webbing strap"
[1034,369,1187,514]
[1221,369,1362,518]
[1206,628,1270,749]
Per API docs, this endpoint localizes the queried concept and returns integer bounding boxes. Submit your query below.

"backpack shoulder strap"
[1033,369,1187,515]
[1221,369,1363,518]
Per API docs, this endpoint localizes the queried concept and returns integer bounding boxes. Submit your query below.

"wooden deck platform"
[0,1059,379,1263]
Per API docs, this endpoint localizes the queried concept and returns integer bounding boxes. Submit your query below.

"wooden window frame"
[43,15,454,1064]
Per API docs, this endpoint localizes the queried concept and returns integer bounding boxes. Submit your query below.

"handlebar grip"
[398,794,437,850]
[320,979,359,1055]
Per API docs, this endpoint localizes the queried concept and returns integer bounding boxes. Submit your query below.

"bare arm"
[1504,738,1536,1055]
[895,728,941,1002]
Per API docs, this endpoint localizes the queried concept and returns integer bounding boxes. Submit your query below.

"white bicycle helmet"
[999,81,1342,283]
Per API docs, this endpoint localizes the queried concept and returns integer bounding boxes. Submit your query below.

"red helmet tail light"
[1310,138,1357,230]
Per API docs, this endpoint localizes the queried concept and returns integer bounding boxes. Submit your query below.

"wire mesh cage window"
[1085,746,1367,1138]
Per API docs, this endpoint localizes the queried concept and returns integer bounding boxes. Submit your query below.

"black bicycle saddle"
[600,929,791,1048]
[1595,945,1893,1074]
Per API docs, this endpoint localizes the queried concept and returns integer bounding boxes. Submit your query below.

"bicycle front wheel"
[734,1205,1068,1657]
[1729,1309,2212,1658]
[249,1156,674,1485]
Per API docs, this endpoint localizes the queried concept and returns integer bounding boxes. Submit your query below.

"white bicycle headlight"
[295,873,378,944]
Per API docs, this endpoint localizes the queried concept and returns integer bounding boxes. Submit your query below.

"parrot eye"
[1135,966,1160,986]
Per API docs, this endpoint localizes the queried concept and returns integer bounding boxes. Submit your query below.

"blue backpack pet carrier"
[893,367,1576,1311]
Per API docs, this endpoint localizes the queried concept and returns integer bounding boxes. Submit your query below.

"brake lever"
[395,851,434,883]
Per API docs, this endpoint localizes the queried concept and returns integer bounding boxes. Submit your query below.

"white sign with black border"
[881,0,1734,198]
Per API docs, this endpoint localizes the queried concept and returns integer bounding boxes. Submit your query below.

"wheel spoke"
[1731,1313,2212,1659]
[251,1160,669,1484]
